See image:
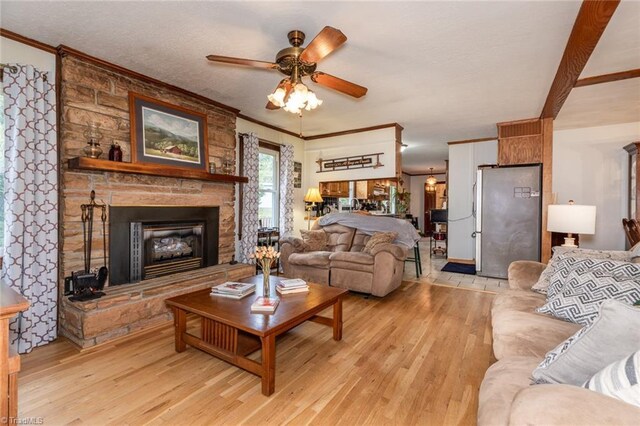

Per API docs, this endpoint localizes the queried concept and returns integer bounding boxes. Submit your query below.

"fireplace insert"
[109,206,219,285]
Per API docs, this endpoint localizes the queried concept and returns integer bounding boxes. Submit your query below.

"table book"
[211,281,255,299]
[251,296,280,313]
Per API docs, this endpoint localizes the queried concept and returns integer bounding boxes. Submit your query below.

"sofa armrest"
[509,384,640,426]
[280,237,305,252]
[280,237,305,277]
[371,243,408,261]
[507,261,546,291]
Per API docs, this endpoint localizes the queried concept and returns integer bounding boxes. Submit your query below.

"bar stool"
[405,241,422,278]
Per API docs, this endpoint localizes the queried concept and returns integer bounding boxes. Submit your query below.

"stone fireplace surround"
[57,48,255,348]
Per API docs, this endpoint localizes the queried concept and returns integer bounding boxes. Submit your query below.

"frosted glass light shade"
[547,204,596,235]
[304,187,324,203]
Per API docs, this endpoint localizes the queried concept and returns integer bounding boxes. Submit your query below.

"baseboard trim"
[446,257,475,265]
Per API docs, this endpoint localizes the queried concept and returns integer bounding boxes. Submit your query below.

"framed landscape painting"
[129,92,208,170]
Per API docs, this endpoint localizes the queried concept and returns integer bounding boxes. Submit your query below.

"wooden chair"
[622,218,640,247]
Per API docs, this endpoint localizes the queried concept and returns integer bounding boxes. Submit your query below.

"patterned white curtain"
[2,64,58,353]
[279,144,295,236]
[240,133,259,264]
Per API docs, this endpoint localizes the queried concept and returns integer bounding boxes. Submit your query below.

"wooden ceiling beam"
[574,68,640,87]
[540,0,620,119]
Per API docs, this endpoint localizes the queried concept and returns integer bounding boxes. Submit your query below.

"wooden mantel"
[68,157,248,183]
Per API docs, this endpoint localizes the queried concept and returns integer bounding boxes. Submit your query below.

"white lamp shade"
[304,187,324,203]
[547,204,596,235]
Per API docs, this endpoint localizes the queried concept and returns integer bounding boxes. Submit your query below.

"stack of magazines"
[251,296,280,313]
[276,278,309,295]
[210,282,255,299]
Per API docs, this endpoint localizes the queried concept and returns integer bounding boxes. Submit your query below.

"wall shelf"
[67,157,248,183]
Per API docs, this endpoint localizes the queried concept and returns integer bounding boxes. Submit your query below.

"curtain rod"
[1,63,18,74]
[238,133,288,147]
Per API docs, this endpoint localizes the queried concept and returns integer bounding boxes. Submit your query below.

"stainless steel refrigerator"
[475,165,542,279]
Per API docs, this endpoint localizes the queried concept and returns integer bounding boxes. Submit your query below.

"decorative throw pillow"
[546,257,640,300]
[362,232,397,254]
[531,247,632,294]
[532,300,640,385]
[583,350,640,408]
[536,262,640,326]
[300,230,328,252]
[631,242,640,263]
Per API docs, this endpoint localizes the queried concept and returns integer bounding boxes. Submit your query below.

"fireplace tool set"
[64,190,109,301]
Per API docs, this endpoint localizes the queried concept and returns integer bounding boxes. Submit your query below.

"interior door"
[424,185,436,236]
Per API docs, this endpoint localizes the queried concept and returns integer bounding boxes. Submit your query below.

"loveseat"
[280,222,408,297]
[478,260,640,425]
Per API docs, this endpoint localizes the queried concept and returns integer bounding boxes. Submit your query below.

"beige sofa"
[478,260,640,425]
[280,222,408,297]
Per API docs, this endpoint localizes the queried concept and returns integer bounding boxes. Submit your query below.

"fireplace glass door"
[139,222,204,280]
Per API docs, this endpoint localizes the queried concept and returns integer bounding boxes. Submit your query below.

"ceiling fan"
[206,26,368,114]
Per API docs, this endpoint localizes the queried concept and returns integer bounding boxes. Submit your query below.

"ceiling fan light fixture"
[267,87,286,107]
[274,80,322,114]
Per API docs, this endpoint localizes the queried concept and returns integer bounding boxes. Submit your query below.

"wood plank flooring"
[18,282,495,425]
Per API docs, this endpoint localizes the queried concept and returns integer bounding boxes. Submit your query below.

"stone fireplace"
[57,48,255,348]
[109,206,219,285]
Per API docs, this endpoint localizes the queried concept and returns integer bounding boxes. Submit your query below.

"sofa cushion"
[300,229,328,252]
[492,310,581,360]
[363,231,398,254]
[478,357,540,426]
[532,247,632,294]
[350,230,372,252]
[509,384,640,426]
[532,300,640,385]
[288,251,332,268]
[320,224,356,252]
[537,263,640,326]
[329,251,375,273]
[492,290,546,316]
[584,350,640,407]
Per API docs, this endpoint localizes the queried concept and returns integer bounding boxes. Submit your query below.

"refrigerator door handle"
[475,169,483,272]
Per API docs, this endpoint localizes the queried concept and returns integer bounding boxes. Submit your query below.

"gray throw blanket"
[318,213,420,248]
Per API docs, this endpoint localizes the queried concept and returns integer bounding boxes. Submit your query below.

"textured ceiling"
[3,0,627,174]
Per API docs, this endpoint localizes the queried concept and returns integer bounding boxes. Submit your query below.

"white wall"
[235,118,306,256]
[0,37,56,75]
[448,140,498,260]
[553,122,640,250]
[304,127,398,188]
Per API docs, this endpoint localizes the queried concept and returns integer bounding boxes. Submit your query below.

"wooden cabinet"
[1,282,29,424]
[319,181,349,197]
[625,142,640,220]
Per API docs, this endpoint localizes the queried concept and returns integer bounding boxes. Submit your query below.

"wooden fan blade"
[266,80,292,109]
[311,72,368,98]
[299,26,347,63]
[206,55,278,69]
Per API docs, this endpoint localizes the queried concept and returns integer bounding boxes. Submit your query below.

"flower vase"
[262,266,270,296]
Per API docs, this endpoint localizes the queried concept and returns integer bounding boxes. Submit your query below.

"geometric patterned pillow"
[532,300,640,385]
[583,350,640,408]
[546,257,640,299]
[537,266,640,326]
[531,247,632,295]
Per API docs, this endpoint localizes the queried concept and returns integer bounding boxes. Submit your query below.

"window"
[258,148,279,228]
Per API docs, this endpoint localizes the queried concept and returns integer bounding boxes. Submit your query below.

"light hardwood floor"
[19,282,495,425]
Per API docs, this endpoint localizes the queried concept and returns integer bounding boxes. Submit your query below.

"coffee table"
[164,275,347,396]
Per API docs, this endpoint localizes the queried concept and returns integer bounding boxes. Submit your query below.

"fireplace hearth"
[109,206,219,285]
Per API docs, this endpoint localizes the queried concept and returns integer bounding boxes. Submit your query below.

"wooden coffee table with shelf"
[165,275,347,396]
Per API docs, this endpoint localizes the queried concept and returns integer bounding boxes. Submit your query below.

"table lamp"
[547,200,596,247]
[304,187,324,230]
